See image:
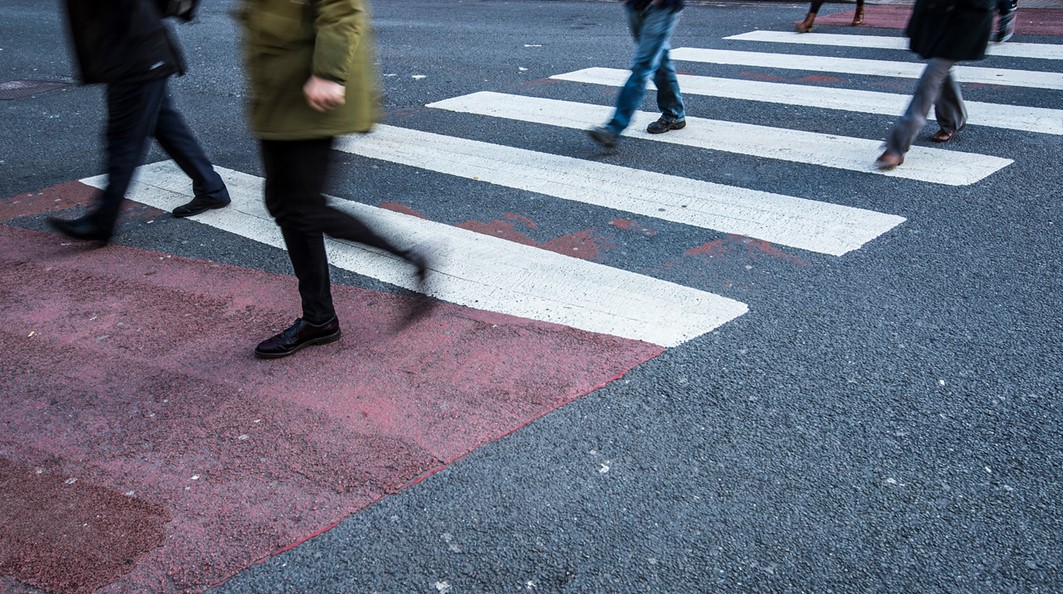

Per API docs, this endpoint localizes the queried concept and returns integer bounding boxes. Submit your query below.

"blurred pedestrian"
[49,0,230,245]
[994,0,1017,42]
[238,0,431,359]
[795,0,866,33]
[876,0,993,169]
[587,0,686,149]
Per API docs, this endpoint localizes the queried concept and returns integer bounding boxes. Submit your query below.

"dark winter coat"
[624,0,685,10]
[237,0,379,140]
[63,0,184,85]
[906,0,994,61]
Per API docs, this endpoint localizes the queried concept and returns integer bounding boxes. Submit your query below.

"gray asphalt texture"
[2,1,1061,592]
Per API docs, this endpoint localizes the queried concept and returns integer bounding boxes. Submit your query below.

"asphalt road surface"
[1,1,1060,592]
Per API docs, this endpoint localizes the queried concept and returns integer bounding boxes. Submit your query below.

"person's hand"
[303,76,346,112]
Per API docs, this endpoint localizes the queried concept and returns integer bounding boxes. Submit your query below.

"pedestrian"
[48,0,230,245]
[795,0,866,33]
[995,0,1017,42]
[875,0,993,169]
[238,0,431,359]
[587,0,687,150]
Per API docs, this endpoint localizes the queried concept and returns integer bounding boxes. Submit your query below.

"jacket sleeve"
[312,0,366,85]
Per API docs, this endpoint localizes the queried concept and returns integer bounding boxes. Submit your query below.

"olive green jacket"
[238,0,379,140]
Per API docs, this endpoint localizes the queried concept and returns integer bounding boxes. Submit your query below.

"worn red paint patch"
[0,224,660,592]
[741,71,787,82]
[541,229,613,260]
[504,212,539,230]
[379,201,426,218]
[459,218,538,245]
[0,181,96,222]
[686,234,812,267]
[457,218,612,261]
[610,218,657,236]
[458,214,612,261]
[797,75,845,85]
[818,6,1063,34]
[0,458,171,594]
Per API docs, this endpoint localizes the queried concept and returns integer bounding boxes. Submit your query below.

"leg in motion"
[877,58,955,168]
[588,4,680,146]
[48,79,167,243]
[153,88,231,217]
[995,0,1017,42]
[796,0,825,32]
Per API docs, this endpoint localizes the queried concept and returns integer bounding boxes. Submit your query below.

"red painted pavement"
[816,6,1063,35]
[0,183,662,592]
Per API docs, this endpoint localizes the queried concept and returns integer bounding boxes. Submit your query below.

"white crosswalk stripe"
[552,67,1063,135]
[724,31,1063,61]
[427,91,1014,185]
[92,29,1060,347]
[670,47,1063,90]
[84,162,749,348]
[335,125,905,256]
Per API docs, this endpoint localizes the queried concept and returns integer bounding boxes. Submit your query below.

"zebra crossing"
[106,26,1058,348]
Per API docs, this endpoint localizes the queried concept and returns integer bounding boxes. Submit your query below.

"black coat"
[63,0,185,84]
[625,0,685,11]
[906,0,993,61]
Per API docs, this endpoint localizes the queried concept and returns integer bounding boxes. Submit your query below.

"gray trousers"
[886,58,966,155]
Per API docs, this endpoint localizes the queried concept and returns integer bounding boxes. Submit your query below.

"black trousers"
[260,138,405,324]
[93,77,228,228]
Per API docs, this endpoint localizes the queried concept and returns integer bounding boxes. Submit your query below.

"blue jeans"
[605,4,685,135]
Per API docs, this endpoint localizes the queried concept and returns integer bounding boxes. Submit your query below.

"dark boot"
[852,6,865,26]
[795,12,816,33]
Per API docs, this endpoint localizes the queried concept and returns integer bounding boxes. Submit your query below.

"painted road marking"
[83,161,748,347]
[724,31,1063,61]
[336,125,905,256]
[553,67,1063,136]
[670,48,1063,90]
[426,92,1013,186]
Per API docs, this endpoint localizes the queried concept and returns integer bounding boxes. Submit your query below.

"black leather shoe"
[647,117,686,134]
[172,194,231,218]
[47,215,112,245]
[254,317,342,359]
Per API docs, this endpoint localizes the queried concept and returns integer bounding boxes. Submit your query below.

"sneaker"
[994,12,1015,42]
[586,126,618,149]
[646,117,686,134]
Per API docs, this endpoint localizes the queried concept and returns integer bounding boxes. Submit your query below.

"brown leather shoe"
[930,129,955,143]
[852,6,865,26]
[875,151,904,170]
[254,317,341,359]
[795,12,816,33]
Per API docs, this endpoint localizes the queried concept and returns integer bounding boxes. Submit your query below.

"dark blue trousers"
[92,77,227,228]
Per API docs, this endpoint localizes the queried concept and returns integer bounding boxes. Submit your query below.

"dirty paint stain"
[379,202,427,219]
[458,219,538,246]
[740,71,787,82]
[687,235,811,267]
[797,75,845,84]
[458,216,613,261]
[541,229,613,261]
[609,218,657,236]
[504,212,539,230]
[0,181,96,222]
